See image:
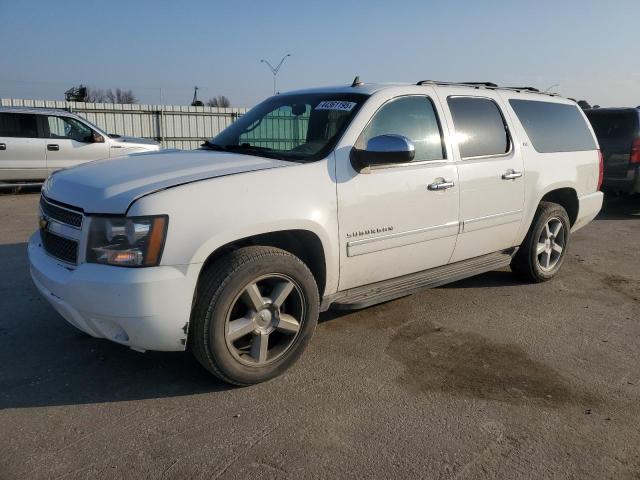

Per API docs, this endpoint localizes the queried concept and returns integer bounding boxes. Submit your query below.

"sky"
[1,0,639,108]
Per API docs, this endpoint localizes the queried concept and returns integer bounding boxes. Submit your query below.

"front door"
[335,91,459,290]
[43,115,110,173]
[435,90,525,263]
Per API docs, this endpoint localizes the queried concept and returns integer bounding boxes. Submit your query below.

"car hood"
[43,149,292,214]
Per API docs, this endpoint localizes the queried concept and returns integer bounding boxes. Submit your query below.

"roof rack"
[416,80,559,97]
[503,86,540,92]
[416,80,498,88]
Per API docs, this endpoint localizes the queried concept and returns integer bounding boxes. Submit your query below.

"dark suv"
[585,108,640,195]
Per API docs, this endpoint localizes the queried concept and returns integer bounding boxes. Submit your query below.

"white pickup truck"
[28,80,603,385]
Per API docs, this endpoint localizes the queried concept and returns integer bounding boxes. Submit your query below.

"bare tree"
[85,87,107,103]
[206,96,231,108]
[83,87,137,104]
[105,88,137,104]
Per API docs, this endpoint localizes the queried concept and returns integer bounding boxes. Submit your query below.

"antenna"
[351,76,363,87]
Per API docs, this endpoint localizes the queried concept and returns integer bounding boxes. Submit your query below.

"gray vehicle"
[585,107,640,195]
[0,107,160,182]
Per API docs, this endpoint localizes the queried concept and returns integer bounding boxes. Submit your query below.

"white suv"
[28,81,604,385]
[0,107,159,182]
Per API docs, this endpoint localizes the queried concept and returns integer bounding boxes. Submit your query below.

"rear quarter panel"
[499,92,600,243]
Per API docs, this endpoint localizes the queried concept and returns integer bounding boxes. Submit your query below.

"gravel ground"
[0,193,639,480]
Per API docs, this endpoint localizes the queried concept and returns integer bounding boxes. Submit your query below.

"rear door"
[435,89,525,262]
[0,112,47,181]
[585,110,638,178]
[44,115,110,173]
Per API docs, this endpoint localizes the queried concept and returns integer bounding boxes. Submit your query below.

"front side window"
[510,100,597,153]
[47,116,93,142]
[359,96,445,162]
[209,93,367,162]
[0,113,38,138]
[448,97,510,158]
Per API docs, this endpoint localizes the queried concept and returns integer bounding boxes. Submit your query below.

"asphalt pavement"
[0,193,639,479]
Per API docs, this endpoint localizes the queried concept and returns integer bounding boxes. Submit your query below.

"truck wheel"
[511,202,571,283]
[190,246,319,385]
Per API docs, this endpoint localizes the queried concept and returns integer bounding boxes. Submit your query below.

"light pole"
[260,54,291,94]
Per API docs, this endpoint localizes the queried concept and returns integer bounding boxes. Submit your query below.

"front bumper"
[28,231,199,351]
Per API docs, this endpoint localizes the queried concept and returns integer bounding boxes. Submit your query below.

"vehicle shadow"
[0,242,233,410]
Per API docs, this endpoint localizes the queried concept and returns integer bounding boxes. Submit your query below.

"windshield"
[207,93,368,161]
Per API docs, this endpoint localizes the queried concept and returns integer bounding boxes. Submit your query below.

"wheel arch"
[540,187,579,226]
[195,229,328,299]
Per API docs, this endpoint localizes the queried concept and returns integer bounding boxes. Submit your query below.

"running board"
[323,249,515,311]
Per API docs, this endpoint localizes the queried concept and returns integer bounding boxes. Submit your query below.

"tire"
[511,202,571,283]
[190,246,319,386]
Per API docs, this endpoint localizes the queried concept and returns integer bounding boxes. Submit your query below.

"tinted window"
[46,116,93,142]
[585,111,638,141]
[361,96,445,162]
[0,113,39,138]
[447,97,509,158]
[509,100,597,153]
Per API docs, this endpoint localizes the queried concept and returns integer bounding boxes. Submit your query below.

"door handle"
[428,180,455,191]
[502,170,522,180]
[47,144,60,151]
[0,143,6,150]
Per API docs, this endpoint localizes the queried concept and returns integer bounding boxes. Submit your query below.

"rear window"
[509,100,597,153]
[447,97,510,158]
[585,111,638,141]
[0,113,39,138]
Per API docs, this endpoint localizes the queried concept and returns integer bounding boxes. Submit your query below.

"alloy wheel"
[224,274,305,366]
[536,217,565,271]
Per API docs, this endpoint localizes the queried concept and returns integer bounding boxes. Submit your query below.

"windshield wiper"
[225,144,273,152]
[201,140,226,151]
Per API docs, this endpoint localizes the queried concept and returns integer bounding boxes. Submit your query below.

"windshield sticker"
[315,101,357,112]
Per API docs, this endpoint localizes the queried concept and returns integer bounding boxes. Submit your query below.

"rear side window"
[447,97,510,158]
[585,111,638,141]
[509,100,597,153]
[361,96,445,162]
[0,113,39,138]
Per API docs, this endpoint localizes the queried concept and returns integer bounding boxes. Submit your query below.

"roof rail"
[503,86,540,92]
[417,80,499,88]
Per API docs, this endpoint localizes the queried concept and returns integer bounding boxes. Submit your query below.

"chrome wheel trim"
[224,273,305,367]
[536,217,565,271]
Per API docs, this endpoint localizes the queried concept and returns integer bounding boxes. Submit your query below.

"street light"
[543,83,560,93]
[260,54,291,95]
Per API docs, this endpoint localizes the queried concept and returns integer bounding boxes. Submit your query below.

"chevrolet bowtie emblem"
[39,216,49,230]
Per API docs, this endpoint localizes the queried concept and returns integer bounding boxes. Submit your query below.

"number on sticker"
[315,101,357,112]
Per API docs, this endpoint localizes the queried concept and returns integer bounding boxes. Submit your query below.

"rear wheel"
[190,246,319,385]
[511,202,570,282]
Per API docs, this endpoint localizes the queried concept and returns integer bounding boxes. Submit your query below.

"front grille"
[40,197,83,228]
[41,229,78,264]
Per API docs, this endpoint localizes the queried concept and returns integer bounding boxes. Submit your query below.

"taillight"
[631,138,640,165]
[597,150,604,191]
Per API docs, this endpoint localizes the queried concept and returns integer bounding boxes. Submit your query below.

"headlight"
[87,215,168,267]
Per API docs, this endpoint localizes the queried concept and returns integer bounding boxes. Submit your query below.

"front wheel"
[190,246,319,385]
[511,202,571,283]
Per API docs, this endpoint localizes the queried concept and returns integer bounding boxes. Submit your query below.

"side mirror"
[350,134,415,171]
[92,132,105,143]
